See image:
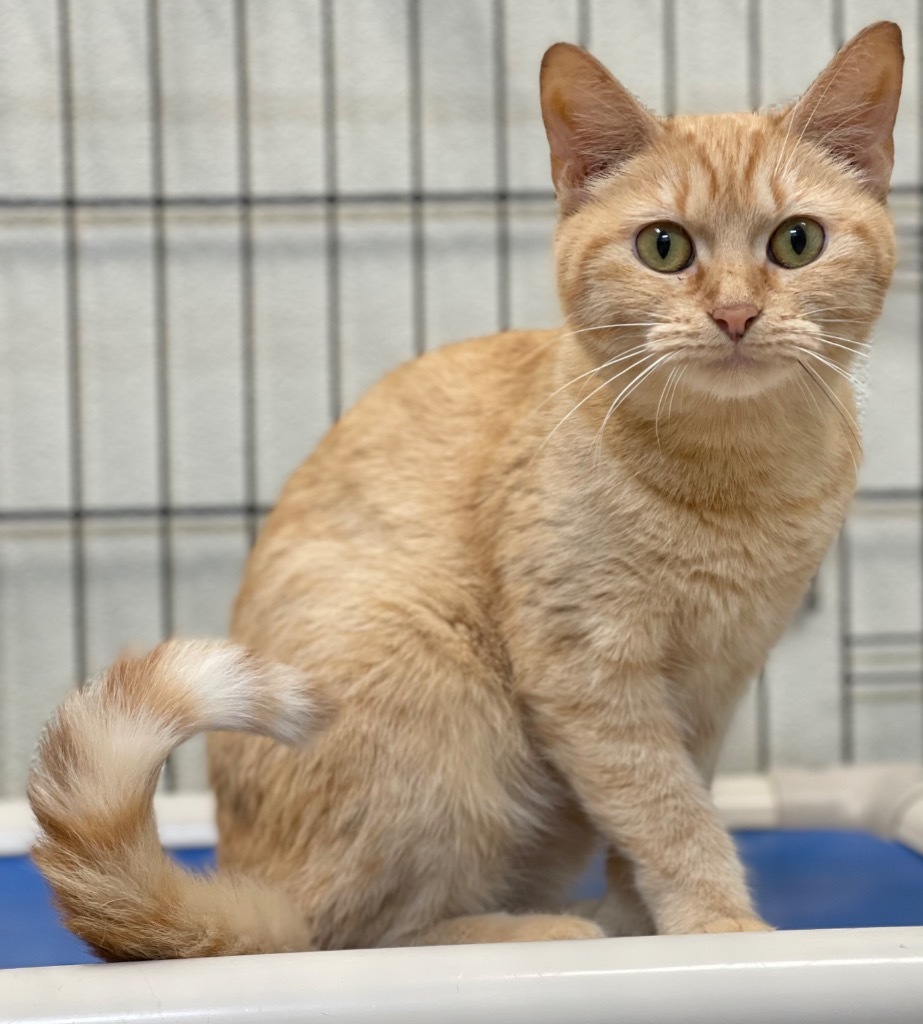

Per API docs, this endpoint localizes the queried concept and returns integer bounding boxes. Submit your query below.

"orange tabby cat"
[28,22,902,961]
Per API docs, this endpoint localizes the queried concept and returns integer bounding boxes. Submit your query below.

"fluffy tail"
[27,639,337,961]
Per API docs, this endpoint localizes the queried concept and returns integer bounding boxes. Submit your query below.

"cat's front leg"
[522,662,769,936]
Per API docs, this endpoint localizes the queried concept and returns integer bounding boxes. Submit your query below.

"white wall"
[0,0,919,793]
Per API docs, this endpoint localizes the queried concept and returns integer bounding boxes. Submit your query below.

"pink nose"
[710,303,761,342]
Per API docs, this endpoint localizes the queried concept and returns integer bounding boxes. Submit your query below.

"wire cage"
[1,0,922,1017]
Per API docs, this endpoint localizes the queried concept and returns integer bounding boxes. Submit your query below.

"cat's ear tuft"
[790,21,903,200]
[540,43,660,213]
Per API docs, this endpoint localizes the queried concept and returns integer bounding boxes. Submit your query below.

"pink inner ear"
[540,43,659,206]
[790,23,903,199]
[547,102,646,195]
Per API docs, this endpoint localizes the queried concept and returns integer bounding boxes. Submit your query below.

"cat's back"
[231,327,557,651]
[270,327,555,537]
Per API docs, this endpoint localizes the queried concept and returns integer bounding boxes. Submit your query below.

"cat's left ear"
[790,21,903,200]
[540,43,660,213]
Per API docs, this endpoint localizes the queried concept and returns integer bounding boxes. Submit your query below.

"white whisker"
[797,358,861,475]
[593,353,675,462]
[539,353,659,451]
[771,105,797,182]
[564,321,663,337]
[655,365,681,455]
[793,363,824,420]
[779,63,850,181]
[813,331,871,348]
[794,346,861,388]
[667,364,688,422]
[813,335,871,359]
[540,344,650,407]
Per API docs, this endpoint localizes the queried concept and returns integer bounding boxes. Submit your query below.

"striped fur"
[27,641,337,961]
[27,23,903,961]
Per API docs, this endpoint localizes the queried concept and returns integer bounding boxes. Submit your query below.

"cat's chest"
[608,448,849,584]
[657,498,830,593]
[556,468,848,671]
[616,480,847,756]
[623,478,844,640]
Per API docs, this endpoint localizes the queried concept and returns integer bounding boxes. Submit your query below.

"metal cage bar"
[0,0,920,790]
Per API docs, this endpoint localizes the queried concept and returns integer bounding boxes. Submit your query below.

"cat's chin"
[680,355,795,401]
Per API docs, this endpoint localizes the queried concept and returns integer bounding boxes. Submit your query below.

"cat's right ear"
[540,43,659,213]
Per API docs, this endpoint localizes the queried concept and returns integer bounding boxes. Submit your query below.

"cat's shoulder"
[354,326,561,414]
[411,327,559,376]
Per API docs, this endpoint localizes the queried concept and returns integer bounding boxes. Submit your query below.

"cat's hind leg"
[599,848,656,936]
[398,912,604,946]
[571,849,656,937]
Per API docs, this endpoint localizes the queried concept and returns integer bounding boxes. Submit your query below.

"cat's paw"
[699,915,774,934]
[516,915,606,942]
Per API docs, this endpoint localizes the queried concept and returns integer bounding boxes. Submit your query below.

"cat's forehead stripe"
[652,113,797,224]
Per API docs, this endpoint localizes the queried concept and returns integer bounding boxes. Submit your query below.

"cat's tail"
[27,639,337,962]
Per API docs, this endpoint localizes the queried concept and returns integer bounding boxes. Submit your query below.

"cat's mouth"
[649,325,779,372]
[645,325,797,397]
[683,336,776,373]
[710,346,762,370]
[674,339,796,399]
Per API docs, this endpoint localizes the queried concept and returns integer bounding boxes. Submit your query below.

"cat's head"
[541,22,903,404]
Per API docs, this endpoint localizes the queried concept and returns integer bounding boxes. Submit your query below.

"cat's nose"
[710,303,761,342]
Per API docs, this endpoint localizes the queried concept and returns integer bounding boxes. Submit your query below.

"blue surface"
[3,832,922,968]
[0,846,215,968]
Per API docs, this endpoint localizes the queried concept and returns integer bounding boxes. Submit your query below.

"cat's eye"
[635,223,695,273]
[768,217,825,269]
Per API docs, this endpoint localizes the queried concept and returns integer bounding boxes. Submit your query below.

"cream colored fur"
[29,22,903,960]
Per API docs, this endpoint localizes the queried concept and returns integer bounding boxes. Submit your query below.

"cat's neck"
[547,337,859,506]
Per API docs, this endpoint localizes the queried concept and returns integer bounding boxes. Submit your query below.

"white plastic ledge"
[4,927,923,1024]
[4,763,923,856]
[711,763,923,853]
[4,768,923,1022]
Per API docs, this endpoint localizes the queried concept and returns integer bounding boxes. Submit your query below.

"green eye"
[768,217,825,269]
[635,223,695,273]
